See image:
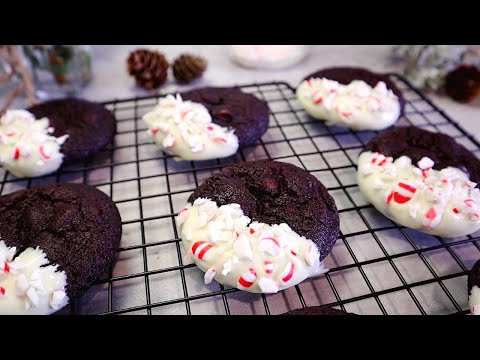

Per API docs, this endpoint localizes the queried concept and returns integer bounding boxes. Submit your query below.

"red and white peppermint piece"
[177,208,190,226]
[392,180,417,204]
[191,241,214,261]
[371,153,387,166]
[213,137,228,144]
[417,157,434,170]
[281,262,295,283]
[258,278,279,294]
[39,144,51,160]
[264,261,274,274]
[162,133,176,148]
[465,180,477,189]
[204,267,216,285]
[237,268,257,289]
[258,236,280,256]
[423,207,442,229]
[13,147,20,160]
[0,260,10,273]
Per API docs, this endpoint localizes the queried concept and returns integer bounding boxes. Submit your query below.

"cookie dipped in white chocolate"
[357,151,480,237]
[296,78,401,130]
[0,240,69,315]
[143,94,239,161]
[178,198,327,294]
[0,110,68,178]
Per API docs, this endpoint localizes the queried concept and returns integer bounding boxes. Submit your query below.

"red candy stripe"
[249,228,255,234]
[393,192,411,204]
[425,207,437,220]
[0,287,5,296]
[13,147,20,160]
[238,268,257,288]
[191,241,205,254]
[198,245,213,260]
[39,145,51,160]
[398,182,416,193]
[214,137,227,144]
[282,263,295,283]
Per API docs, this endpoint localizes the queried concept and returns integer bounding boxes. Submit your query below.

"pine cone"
[127,49,169,89]
[172,54,207,84]
[445,65,480,103]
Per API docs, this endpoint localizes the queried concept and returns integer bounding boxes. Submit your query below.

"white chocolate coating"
[0,240,69,315]
[469,285,480,315]
[178,198,327,294]
[357,151,480,237]
[0,110,68,178]
[296,78,401,130]
[143,94,239,161]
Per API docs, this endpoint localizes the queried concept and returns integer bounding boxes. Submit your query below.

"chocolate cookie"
[0,183,122,314]
[468,259,480,315]
[179,160,339,294]
[302,66,405,115]
[362,126,480,183]
[28,98,116,164]
[358,126,480,238]
[188,160,339,261]
[281,306,353,315]
[180,87,269,148]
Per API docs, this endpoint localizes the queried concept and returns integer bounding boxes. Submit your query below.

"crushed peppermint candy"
[0,240,69,314]
[0,110,69,178]
[142,94,239,161]
[358,151,480,237]
[296,78,401,131]
[178,198,327,294]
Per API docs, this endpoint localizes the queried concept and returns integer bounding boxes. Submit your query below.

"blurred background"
[1,45,479,138]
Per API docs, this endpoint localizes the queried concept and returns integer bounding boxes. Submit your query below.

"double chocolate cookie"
[357,126,480,237]
[0,183,122,314]
[178,160,339,294]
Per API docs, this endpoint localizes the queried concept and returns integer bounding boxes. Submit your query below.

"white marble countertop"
[4,45,480,139]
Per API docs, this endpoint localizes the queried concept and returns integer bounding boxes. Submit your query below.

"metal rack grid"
[1,74,479,315]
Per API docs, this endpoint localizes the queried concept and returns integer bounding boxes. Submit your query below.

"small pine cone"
[172,54,207,84]
[127,49,169,89]
[445,65,480,103]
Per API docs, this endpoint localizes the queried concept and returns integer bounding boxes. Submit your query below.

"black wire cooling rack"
[2,74,479,315]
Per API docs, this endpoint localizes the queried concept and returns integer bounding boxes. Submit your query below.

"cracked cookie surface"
[188,160,339,261]
[0,183,122,300]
